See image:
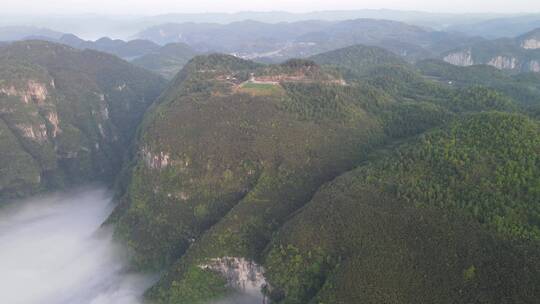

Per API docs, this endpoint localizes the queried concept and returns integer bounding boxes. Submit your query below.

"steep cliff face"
[521,38,540,49]
[519,28,540,50]
[487,55,518,70]
[443,49,474,66]
[526,60,540,72]
[442,28,540,73]
[443,47,540,73]
[0,41,166,200]
[200,257,267,297]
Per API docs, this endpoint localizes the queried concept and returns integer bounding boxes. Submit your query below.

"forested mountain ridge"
[56,34,162,59]
[417,59,540,112]
[106,45,540,303]
[110,55,385,272]
[0,26,64,42]
[1,10,540,304]
[0,41,166,199]
[264,112,540,303]
[13,34,200,78]
[310,44,409,78]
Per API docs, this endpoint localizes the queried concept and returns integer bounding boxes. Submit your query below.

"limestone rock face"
[15,123,48,142]
[522,38,540,49]
[441,36,540,73]
[487,56,518,70]
[142,147,171,170]
[0,40,166,199]
[200,257,267,296]
[526,60,540,72]
[0,80,48,104]
[443,49,474,66]
[46,111,61,138]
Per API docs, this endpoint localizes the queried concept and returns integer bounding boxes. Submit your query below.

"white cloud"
[0,188,154,304]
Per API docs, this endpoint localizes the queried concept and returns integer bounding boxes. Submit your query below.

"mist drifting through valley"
[0,187,153,304]
[0,188,266,304]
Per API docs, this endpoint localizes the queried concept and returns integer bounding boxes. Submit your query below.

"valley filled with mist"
[0,188,263,304]
[0,188,151,304]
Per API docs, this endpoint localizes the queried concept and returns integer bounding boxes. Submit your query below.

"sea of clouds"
[0,187,153,304]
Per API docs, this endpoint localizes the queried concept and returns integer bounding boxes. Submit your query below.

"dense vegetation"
[310,44,408,78]
[106,44,540,304]
[110,54,386,273]
[3,33,539,303]
[0,41,166,199]
[264,112,540,303]
[417,59,540,111]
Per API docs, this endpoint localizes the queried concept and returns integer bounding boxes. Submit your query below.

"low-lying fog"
[0,187,266,304]
[0,187,153,304]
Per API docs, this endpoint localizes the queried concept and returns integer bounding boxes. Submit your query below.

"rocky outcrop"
[0,86,18,98]
[15,123,48,142]
[525,60,540,72]
[142,147,171,170]
[0,80,48,104]
[522,38,540,50]
[443,49,474,66]
[100,104,109,120]
[200,257,267,296]
[487,56,518,70]
[46,111,61,138]
[116,83,127,91]
[26,81,48,104]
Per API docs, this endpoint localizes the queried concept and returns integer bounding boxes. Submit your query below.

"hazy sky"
[3,0,540,15]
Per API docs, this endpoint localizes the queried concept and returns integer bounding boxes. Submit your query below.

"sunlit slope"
[264,112,540,303]
[111,46,540,303]
[112,56,388,272]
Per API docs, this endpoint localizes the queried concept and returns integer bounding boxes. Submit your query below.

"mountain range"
[1,15,540,304]
[448,14,540,38]
[134,19,471,62]
[0,10,513,39]
[106,44,540,303]
[7,18,540,79]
